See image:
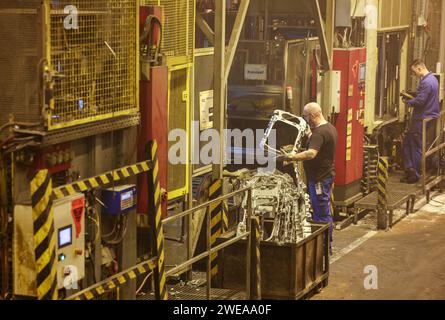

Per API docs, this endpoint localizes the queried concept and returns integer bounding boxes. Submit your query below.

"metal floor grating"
[137,271,245,300]
[137,286,245,300]
[355,171,419,210]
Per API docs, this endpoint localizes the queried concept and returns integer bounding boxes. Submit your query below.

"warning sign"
[71,197,85,239]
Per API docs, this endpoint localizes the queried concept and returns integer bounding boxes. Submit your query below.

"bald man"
[278,103,338,252]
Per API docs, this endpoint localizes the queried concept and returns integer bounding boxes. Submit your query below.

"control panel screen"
[120,190,135,211]
[58,225,72,249]
[121,190,133,201]
[359,63,366,83]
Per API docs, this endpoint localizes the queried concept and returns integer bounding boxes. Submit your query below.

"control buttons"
[58,253,66,262]
[57,151,64,164]
[64,267,71,276]
[44,147,74,168]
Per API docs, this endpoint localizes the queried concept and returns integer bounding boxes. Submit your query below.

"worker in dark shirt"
[402,59,440,184]
[278,103,338,252]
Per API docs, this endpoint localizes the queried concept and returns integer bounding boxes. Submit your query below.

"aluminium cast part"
[237,170,312,244]
[260,109,310,156]
[236,110,313,244]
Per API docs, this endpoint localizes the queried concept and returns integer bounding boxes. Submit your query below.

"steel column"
[224,0,250,82]
[212,0,226,181]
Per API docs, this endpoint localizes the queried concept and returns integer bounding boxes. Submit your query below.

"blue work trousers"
[308,176,334,248]
[403,120,437,179]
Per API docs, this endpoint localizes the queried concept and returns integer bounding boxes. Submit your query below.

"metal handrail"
[163,187,251,224]
[421,109,445,193]
[162,186,253,300]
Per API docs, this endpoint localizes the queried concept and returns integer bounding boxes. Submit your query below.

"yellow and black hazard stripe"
[222,200,229,231]
[53,160,153,200]
[146,141,168,300]
[66,258,157,300]
[330,188,335,217]
[31,170,58,300]
[209,179,222,279]
[252,216,262,300]
[377,157,389,210]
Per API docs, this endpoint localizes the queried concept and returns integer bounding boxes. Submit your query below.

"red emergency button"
[75,249,83,256]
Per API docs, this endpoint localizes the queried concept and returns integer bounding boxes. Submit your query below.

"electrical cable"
[86,246,97,284]
[349,0,359,46]
[102,215,128,245]
[135,271,153,296]
[0,122,41,134]
[87,214,100,243]
[102,216,120,243]
[140,15,163,64]
[101,215,118,239]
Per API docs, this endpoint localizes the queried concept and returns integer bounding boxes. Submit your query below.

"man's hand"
[276,153,295,163]
[276,149,318,163]
[276,154,295,167]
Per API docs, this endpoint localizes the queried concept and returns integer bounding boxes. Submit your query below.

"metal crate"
[219,224,330,300]
[0,0,138,131]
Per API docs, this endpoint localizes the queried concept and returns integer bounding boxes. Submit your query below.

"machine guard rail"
[421,109,445,195]
[162,186,254,300]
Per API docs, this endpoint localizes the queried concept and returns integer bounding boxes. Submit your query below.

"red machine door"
[347,48,365,185]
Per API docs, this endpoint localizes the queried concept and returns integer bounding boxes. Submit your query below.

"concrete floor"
[313,193,445,300]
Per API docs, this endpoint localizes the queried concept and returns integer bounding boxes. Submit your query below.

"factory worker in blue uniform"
[277,103,338,253]
[401,60,440,184]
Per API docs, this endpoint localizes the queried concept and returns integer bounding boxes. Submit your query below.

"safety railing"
[421,109,445,195]
[28,137,254,300]
[162,186,253,299]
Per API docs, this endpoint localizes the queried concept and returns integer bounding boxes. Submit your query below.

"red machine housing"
[332,48,366,201]
[138,6,168,218]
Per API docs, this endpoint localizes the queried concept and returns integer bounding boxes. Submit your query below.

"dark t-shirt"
[303,123,338,182]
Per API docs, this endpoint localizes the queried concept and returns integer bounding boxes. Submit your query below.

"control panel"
[102,185,137,215]
[53,194,85,290]
[13,193,85,296]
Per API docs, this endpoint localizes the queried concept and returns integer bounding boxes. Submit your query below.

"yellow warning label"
[347,135,352,148]
[346,148,352,161]
[348,85,354,97]
[347,123,352,135]
[348,109,353,122]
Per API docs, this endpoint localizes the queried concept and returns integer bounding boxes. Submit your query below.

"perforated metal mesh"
[48,0,138,129]
[0,1,44,127]
[0,1,138,131]
[141,0,195,63]
[168,68,188,195]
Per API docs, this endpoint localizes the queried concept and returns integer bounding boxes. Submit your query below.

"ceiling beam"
[309,0,334,70]
[212,0,226,180]
[224,0,250,82]
[196,12,215,46]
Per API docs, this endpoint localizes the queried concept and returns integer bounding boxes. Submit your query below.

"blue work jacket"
[407,72,440,121]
